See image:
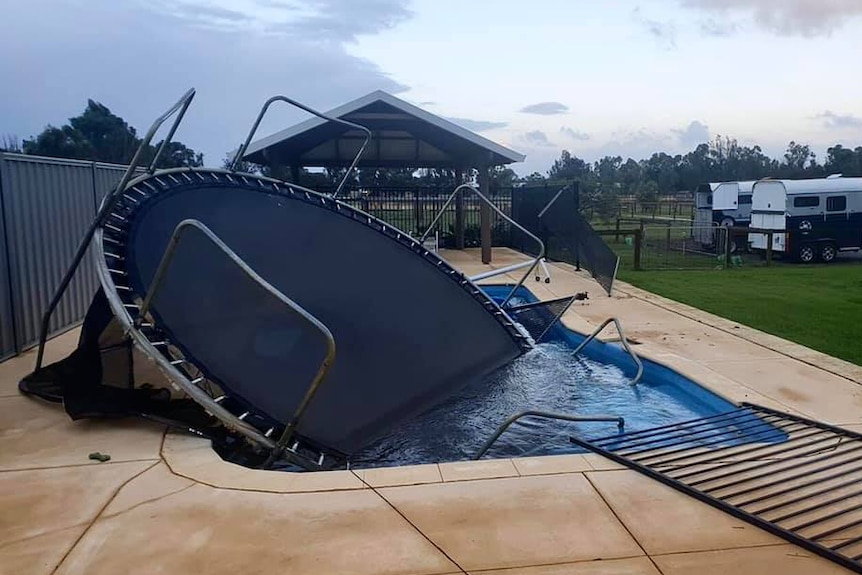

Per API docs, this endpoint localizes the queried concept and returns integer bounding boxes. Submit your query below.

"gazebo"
[242,90,524,263]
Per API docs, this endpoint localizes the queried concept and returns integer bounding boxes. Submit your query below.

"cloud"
[519,102,569,115]
[144,0,413,40]
[0,0,411,167]
[446,117,508,132]
[560,126,590,141]
[681,0,862,37]
[633,7,677,49]
[698,18,740,36]
[672,120,711,147]
[521,130,555,147]
[815,111,862,130]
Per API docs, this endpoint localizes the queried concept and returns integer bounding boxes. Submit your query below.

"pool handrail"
[229,95,372,199]
[572,317,643,385]
[126,219,336,466]
[419,183,546,308]
[473,409,625,460]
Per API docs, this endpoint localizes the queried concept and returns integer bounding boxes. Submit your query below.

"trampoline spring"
[150,341,168,347]
[109,213,127,222]
[238,411,250,420]
[213,395,226,403]
[104,252,124,260]
[318,453,325,466]
[108,268,127,276]
[104,224,124,234]
[122,194,139,204]
[102,235,122,246]
[131,187,149,198]
[153,177,167,188]
[138,322,153,328]
[225,174,235,183]
[115,285,132,291]
[291,441,300,452]
[169,359,185,366]
[142,181,158,193]
[265,428,274,438]
[122,303,140,309]
[189,377,204,385]
[181,173,193,183]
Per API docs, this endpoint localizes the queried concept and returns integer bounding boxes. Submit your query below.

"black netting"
[506,296,575,343]
[510,184,619,296]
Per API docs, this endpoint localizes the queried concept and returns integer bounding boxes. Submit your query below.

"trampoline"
[23,89,548,470]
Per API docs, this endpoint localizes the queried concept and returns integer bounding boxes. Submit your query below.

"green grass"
[617,264,862,366]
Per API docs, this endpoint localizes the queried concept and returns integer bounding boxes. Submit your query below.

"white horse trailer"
[693,181,755,248]
[749,176,862,262]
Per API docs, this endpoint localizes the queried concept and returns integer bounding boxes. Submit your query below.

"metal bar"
[618,413,785,456]
[569,433,862,575]
[811,516,862,542]
[744,403,862,443]
[687,441,862,488]
[589,408,748,444]
[715,454,862,501]
[835,535,862,553]
[771,488,862,524]
[34,88,196,370]
[635,426,824,468]
[789,501,862,533]
[692,444,862,491]
[469,258,542,281]
[473,410,624,460]
[230,95,371,199]
[753,476,862,516]
[420,183,546,309]
[571,317,643,386]
[733,461,862,508]
[134,219,336,468]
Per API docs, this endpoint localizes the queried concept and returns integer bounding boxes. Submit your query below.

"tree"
[824,145,862,177]
[22,99,203,167]
[548,150,591,181]
[1,135,22,152]
[780,141,816,178]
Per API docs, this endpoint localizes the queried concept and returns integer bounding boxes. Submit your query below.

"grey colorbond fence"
[0,153,142,360]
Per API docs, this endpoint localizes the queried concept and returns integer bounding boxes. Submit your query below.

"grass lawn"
[618,263,862,366]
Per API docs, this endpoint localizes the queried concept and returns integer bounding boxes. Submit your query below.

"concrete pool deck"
[2,247,862,574]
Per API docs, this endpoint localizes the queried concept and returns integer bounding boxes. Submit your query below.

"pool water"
[347,285,737,468]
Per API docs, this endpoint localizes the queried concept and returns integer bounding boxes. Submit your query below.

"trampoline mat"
[121,177,525,454]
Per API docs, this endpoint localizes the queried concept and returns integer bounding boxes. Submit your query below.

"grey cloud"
[633,7,677,49]
[682,0,862,37]
[171,2,251,24]
[699,18,740,36]
[446,117,508,132]
[522,130,554,147]
[419,101,437,106]
[519,102,569,115]
[560,127,590,141]
[673,120,710,147]
[816,111,862,130]
[0,0,410,168]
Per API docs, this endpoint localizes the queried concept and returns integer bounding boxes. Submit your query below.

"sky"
[1,0,861,175]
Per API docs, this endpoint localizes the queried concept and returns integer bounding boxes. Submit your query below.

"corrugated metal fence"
[0,153,141,360]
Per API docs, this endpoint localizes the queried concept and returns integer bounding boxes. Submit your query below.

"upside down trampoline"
[20,89,617,470]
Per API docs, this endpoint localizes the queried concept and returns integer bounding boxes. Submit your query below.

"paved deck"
[2,247,861,574]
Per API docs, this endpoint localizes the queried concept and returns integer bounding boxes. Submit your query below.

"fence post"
[455,186,465,250]
[634,230,642,271]
[724,227,732,269]
[615,218,620,243]
[766,231,773,267]
[412,190,421,235]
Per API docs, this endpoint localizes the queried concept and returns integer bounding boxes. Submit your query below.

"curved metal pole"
[572,317,644,385]
[420,183,545,308]
[135,219,336,465]
[34,88,196,370]
[473,409,625,460]
[230,95,372,198]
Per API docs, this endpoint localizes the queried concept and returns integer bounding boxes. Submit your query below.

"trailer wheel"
[797,244,815,263]
[819,243,837,263]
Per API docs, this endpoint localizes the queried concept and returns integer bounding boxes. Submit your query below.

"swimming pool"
[346,285,741,468]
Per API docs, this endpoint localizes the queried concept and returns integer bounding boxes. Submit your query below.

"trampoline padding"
[124,181,524,454]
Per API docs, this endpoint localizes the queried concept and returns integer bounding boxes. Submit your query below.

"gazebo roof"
[242,90,524,169]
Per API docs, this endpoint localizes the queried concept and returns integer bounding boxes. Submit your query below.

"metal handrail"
[572,317,643,385]
[35,88,196,370]
[136,219,336,463]
[230,95,372,198]
[420,183,546,308]
[473,409,625,460]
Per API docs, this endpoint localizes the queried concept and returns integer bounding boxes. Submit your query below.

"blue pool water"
[349,285,738,468]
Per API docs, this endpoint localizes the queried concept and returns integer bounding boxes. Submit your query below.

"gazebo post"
[454,168,465,250]
[290,164,300,185]
[478,164,492,264]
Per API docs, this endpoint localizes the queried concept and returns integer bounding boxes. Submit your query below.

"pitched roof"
[242,90,524,168]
